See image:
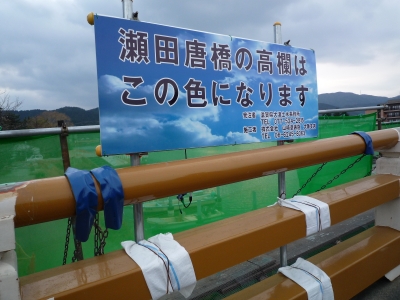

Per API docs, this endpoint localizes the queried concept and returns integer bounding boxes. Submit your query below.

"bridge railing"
[2,127,400,299]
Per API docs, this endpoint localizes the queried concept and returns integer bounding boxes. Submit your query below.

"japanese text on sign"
[94,15,318,155]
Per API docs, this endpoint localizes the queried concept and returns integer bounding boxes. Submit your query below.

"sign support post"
[278,156,287,267]
[274,22,288,268]
[121,0,145,242]
[122,0,133,20]
[131,153,145,242]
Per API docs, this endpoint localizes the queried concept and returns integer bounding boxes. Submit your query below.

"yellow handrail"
[9,128,398,227]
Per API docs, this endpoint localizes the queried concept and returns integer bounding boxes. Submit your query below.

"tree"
[25,111,73,129]
[25,115,52,129]
[0,91,23,130]
[40,111,73,127]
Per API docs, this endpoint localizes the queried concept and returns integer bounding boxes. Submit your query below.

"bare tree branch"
[0,90,23,130]
[0,90,22,111]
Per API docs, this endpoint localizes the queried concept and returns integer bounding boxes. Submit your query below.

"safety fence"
[5,127,400,299]
[381,120,400,130]
[0,114,379,278]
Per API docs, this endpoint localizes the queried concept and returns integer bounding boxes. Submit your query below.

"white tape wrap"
[0,185,21,299]
[279,195,331,236]
[0,251,21,300]
[122,233,196,300]
[0,187,17,253]
[279,257,334,300]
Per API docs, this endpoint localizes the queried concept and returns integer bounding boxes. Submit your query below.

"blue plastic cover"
[65,167,98,242]
[91,166,124,230]
[351,131,374,155]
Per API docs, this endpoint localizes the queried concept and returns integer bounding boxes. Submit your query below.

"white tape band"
[122,233,196,300]
[278,195,331,236]
[279,257,334,300]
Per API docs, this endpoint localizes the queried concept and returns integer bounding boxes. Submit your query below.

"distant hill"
[17,107,99,126]
[14,93,400,127]
[318,103,338,110]
[17,109,47,120]
[318,92,389,109]
[56,107,99,126]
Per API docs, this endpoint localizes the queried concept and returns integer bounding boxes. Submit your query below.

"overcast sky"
[1,0,400,110]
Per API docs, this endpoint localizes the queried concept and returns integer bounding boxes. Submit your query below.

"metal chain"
[62,217,72,265]
[101,228,109,254]
[316,154,366,192]
[62,216,81,264]
[94,214,99,255]
[94,214,101,256]
[72,249,78,262]
[292,162,327,197]
[94,213,108,256]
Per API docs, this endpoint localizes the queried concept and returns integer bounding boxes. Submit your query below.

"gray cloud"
[1,0,399,110]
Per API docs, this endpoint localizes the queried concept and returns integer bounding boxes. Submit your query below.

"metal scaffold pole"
[274,21,288,267]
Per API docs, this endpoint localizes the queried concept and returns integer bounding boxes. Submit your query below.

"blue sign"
[94,15,318,155]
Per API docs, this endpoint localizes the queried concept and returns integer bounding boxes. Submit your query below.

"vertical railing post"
[377,106,382,130]
[58,120,71,172]
[274,22,288,267]
[58,120,83,262]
